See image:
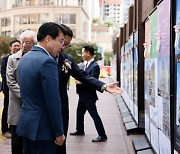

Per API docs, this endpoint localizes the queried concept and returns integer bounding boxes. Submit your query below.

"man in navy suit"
[56,25,123,154]
[0,40,20,138]
[71,45,107,142]
[16,22,66,154]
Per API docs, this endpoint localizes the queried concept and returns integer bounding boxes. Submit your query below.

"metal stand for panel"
[115,95,144,135]
[132,137,154,154]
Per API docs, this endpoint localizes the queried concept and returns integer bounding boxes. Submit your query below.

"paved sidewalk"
[0,78,136,154]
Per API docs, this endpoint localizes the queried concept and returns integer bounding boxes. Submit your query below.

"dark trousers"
[22,137,56,154]
[11,125,23,154]
[76,97,106,137]
[56,102,69,154]
[1,91,9,133]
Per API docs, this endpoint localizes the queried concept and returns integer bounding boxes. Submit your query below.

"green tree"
[64,43,102,63]
[104,21,113,27]
[92,17,102,24]
[0,36,15,57]
[104,51,113,66]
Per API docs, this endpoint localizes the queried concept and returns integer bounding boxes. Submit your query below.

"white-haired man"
[6,30,37,154]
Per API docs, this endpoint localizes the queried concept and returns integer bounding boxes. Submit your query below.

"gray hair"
[19,30,37,44]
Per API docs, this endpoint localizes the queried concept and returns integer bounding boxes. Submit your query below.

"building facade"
[101,0,122,27]
[0,0,91,42]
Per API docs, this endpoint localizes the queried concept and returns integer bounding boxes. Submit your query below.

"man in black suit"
[56,25,122,154]
[0,40,20,138]
[71,45,107,142]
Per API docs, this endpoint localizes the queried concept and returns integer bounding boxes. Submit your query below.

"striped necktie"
[84,62,88,70]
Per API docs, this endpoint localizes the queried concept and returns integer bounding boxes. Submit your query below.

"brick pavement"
[0,78,137,154]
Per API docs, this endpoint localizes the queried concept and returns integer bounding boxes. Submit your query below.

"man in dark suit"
[16,22,66,154]
[56,25,123,154]
[0,39,20,138]
[71,45,107,142]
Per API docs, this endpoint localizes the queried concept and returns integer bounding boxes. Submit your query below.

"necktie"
[84,62,88,70]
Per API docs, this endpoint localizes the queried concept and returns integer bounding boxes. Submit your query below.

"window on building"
[14,29,26,37]
[62,14,69,24]
[78,0,82,5]
[15,15,20,25]
[70,14,76,24]
[55,14,62,24]
[39,14,49,23]
[25,0,36,6]
[13,0,23,7]
[39,0,54,5]
[62,14,76,24]
[30,14,38,24]
[15,13,48,25]
[21,14,28,24]
[1,31,11,37]
[1,17,11,27]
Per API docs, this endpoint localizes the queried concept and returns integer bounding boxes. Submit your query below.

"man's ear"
[45,35,51,42]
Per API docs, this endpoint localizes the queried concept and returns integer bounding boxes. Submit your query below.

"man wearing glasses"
[16,22,66,154]
[56,24,123,154]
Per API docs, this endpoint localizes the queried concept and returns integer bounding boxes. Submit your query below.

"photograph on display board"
[175,0,180,55]
[157,57,170,100]
[121,48,125,89]
[121,47,131,107]
[158,0,170,57]
[127,36,134,116]
[149,58,158,128]
[148,12,160,151]
[133,31,138,106]
[157,0,171,153]
[144,20,150,59]
[159,129,171,154]
[161,97,170,138]
[129,48,133,100]
[111,54,117,82]
[133,32,139,123]
[145,60,155,117]
[146,60,155,107]
[149,9,158,59]
[175,56,180,153]
[144,20,151,140]
[150,123,159,153]
[175,2,180,153]
[125,52,129,94]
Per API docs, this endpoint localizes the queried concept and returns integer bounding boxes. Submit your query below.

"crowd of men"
[0,22,123,154]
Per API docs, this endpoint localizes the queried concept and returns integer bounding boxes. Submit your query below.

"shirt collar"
[35,45,53,59]
[86,58,94,67]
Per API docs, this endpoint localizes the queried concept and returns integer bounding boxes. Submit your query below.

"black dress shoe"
[70,131,85,136]
[92,136,107,142]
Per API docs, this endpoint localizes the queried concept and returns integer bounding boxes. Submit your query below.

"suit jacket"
[16,46,64,141]
[76,60,100,100]
[0,53,11,94]
[6,50,22,125]
[57,53,104,107]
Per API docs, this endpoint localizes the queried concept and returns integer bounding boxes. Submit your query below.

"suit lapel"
[86,60,95,72]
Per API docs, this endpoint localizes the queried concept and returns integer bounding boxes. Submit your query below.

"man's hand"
[55,134,65,146]
[106,82,123,95]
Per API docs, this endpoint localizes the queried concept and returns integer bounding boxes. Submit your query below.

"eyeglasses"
[60,39,64,45]
[63,41,71,47]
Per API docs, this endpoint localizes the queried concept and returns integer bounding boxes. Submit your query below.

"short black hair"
[37,22,66,41]
[9,39,20,46]
[83,45,94,56]
[61,24,73,38]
